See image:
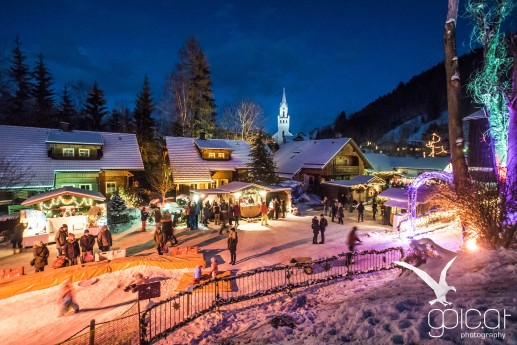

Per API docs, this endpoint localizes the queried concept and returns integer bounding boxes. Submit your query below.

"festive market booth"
[377,186,437,231]
[191,181,291,218]
[321,175,386,204]
[20,187,106,246]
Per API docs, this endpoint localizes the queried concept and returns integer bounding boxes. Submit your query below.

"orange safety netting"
[0,254,205,300]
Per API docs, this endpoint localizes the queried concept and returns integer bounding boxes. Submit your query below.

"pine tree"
[167,37,216,137]
[334,111,347,136]
[246,130,278,185]
[32,53,54,127]
[107,192,128,217]
[82,82,108,130]
[7,36,32,125]
[134,76,155,143]
[58,85,75,124]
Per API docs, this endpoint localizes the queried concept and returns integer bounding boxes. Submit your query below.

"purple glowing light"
[407,172,453,232]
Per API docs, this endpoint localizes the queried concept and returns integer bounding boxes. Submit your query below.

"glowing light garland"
[407,172,453,233]
[39,196,94,210]
[467,0,514,179]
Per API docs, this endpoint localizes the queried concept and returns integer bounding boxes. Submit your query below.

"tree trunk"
[444,0,470,192]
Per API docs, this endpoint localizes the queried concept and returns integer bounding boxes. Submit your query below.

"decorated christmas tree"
[246,130,278,185]
[108,192,128,217]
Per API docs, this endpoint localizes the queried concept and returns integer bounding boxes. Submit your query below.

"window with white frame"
[78,149,90,157]
[61,184,75,187]
[208,152,215,159]
[63,148,74,157]
[217,152,225,158]
[79,184,92,190]
[106,182,117,193]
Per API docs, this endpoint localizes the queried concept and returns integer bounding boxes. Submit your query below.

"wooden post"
[137,300,142,345]
[89,319,95,345]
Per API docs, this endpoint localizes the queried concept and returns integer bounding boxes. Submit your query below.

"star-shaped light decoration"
[173,302,181,310]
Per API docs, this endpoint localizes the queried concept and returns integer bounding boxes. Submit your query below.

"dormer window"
[63,148,74,157]
[78,149,90,157]
[208,152,216,159]
[218,152,225,158]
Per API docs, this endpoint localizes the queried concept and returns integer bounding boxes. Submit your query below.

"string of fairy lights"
[39,196,94,210]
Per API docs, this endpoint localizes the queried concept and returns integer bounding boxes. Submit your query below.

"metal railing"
[140,247,404,344]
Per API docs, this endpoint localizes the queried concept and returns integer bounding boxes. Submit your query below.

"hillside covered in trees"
[318,49,484,144]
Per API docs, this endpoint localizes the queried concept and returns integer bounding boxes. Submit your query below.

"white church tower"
[272,88,293,144]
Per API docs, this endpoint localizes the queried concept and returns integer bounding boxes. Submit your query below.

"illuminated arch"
[407,171,453,232]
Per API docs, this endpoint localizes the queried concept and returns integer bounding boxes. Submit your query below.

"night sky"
[1,1,485,134]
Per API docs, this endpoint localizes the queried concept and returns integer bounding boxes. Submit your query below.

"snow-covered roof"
[390,157,449,170]
[463,108,487,121]
[273,138,372,178]
[0,125,144,188]
[322,175,385,187]
[194,139,234,150]
[166,137,251,183]
[46,131,104,145]
[191,181,291,195]
[21,186,106,206]
[364,153,393,172]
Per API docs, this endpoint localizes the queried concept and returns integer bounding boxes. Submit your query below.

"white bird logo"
[394,256,457,306]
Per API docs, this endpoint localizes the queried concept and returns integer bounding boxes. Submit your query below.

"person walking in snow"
[58,278,79,316]
[331,201,338,222]
[348,226,362,252]
[33,240,49,272]
[209,257,219,279]
[64,233,80,266]
[337,203,344,224]
[260,201,269,226]
[311,216,320,244]
[11,222,25,254]
[281,199,286,218]
[322,196,329,216]
[319,214,328,244]
[357,202,365,222]
[233,203,241,226]
[372,201,378,220]
[140,207,148,232]
[202,204,211,227]
[154,225,167,255]
[154,207,162,231]
[212,202,221,226]
[193,265,203,284]
[228,227,238,265]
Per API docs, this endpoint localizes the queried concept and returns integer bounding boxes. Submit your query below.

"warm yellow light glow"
[234,192,241,199]
[260,191,266,197]
[465,238,478,251]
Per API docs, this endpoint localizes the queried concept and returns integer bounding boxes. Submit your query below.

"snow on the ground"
[0,206,515,345]
[0,265,190,345]
[164,240,517,345]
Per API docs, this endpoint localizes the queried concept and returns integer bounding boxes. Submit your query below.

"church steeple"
[272,88,293,144]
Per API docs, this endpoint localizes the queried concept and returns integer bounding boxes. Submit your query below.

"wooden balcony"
[333,165,359,174]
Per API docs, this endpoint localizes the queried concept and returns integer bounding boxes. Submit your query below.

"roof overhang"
[21,187,106,206]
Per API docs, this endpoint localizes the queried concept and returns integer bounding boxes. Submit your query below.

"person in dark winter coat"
[311,216,320,244]
[64,233,80,266]
[281,199,286,218]
[11,222,25,254]
[154,208,162,231]
[319,214,328,244]
[233,203,241,226]
[274,199,281,219]
[331,202,338,222]
[357,202,365,222]
[154,227,166,255]
[161,210,177,246]
[212,202,221,225]
[79,230,95,263]
[140,207,148,232]
[337,203,345,224]
[55,224,68,256]
[228,227,238,265]
[202,205,211,226]
[33,241,49,272]
[348,226,362,252]
[372,201,378,220]
[228,204,234,226]
[97,225,112,252]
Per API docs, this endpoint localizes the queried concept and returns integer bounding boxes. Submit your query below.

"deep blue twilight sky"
[0,0,494,134]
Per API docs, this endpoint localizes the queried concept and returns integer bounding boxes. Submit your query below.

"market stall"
[20,187,106,245]
[191,181,291,218]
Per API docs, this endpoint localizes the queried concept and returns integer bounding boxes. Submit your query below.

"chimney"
[60,122,70,132]
[199,131,206,140]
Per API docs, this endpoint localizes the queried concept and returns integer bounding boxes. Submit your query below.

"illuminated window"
[106,182,117,193]
[63,148,74,157]
[218,152,225,158]
[78,149,90,157]
[190,184,198,189]
[79,184,92,190]
[220,179,228,186]
[208,152,215,158]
